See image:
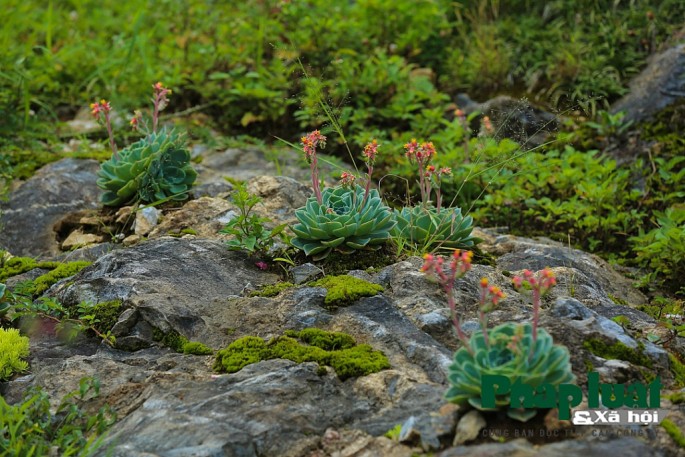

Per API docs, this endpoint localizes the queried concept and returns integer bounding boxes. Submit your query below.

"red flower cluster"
[301,130,327,162]
[363,139,379,164]
[89,99,111,119]
[404,139,436,163]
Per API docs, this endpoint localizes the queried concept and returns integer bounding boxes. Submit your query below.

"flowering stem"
[104,111,117,157]
[362,163,373,208]
[445,282,473,353]
[310,155,322,205]
[532,288,540,344]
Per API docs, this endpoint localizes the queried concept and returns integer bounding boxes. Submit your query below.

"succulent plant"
[392,205,480,250]
[291,184,396,260]
[96,127,197,206]
[446,322,575,421]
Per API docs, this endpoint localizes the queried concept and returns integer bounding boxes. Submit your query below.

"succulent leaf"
[96,127,197,206]
[392,205,481,251]
[446,322,575,422]
[291,185,395,260]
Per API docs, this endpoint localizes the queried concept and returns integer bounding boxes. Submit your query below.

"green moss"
[317,247,396,276]
[0,257,59,282]
[669,353,685,388]
[180,228,198,235]
[29,261,91,295]
[0,328,29,381]
[182,341,213,355]
[611,315,630,327]
[213,336,268,372]
[384,424,402,440]
[582,338,653,368]
[249,282,294,298]
[668,391,685,404]
[607,294,629,306]
[311,275,384,308]
[214,328,390,380]
[152,328,190,353]
[661,419,685,448]
[584,359,594,373]
[90,300,122,333]
[285,328,356,351]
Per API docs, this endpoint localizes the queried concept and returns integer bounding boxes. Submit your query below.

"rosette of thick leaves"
[291,185,396,260]
[96,127,197,206]
[392,205,480,250]
[446,322,576,421]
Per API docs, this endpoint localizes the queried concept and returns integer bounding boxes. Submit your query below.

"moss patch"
[611,315,630,327]
[29,261,91,295]
[89,300,122,334]
[661,419,685,448]
[607,294,629,306]
[249,281,295,298]
[669,353,685,388]
[583,338,653,368]
[0,257,60,282]
[152,328,190,352]
[182,341,213,355]
[316,246,396,276]
[214,328,390,380]
[668,391,685,405]
[311,275,383,308]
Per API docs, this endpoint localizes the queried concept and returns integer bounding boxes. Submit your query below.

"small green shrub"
[0,328,29,381]
[668,391,685,404]
[392,205,479,252]
[182,341,213,355]
[583,338,653,368]
[220,181,287,256]
[214,328,390,380]
[311,275,384,307]
[0,377,115,455]
[0,256,59,282]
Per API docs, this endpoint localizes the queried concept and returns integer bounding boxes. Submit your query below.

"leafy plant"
[0,327,29,381]
[392,139,480,253]
[95,83,197,207]
[290,132,395,260]
[0,377,116,455]
[421,253,574,421]
[220,181,287,256]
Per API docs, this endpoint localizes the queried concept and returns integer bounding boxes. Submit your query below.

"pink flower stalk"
[152,82,172,133]
[90,99,117,157]
[361,139,379,206]
[478,277,505,347]
[421,250,474,351]
[129,110,144,132]
[301,130,326,204]
[404,140,438,206]
[426,166,452,212]
[512,267,556,347]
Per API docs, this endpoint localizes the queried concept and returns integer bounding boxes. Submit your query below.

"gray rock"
[290,263,324,284]
[0,159,101,257]
[453,410,486,446]
[134,206,159,236]
[612,43,685,123]
[53,237,280,349]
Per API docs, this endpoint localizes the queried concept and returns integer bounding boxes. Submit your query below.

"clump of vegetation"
[249,282,295,298]
[0,256,59,282]
[0,328,29,381]
[220,181,287,256]
[422,253,575,422]
[213,328,390,380]
[668,391,685,404]
[95,83,197,207]
[583,339,653,368]
[661,418,685,448]
[28,261,92,296]
[311,275,384,308]
[669,354,685,388]
[182,341,213,356]
[0,377,116,455]
[77,300,122,335]
[152,327,189,353]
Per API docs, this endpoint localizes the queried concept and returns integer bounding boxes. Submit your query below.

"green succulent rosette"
[96,127,197,206]
[291,185,396,260]
[392,205,480,250]
[446,322,576,422]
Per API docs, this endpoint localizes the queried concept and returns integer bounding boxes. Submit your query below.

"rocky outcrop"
[0,159,101,257]
[2,157,684,456]
[612,43,685,123]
